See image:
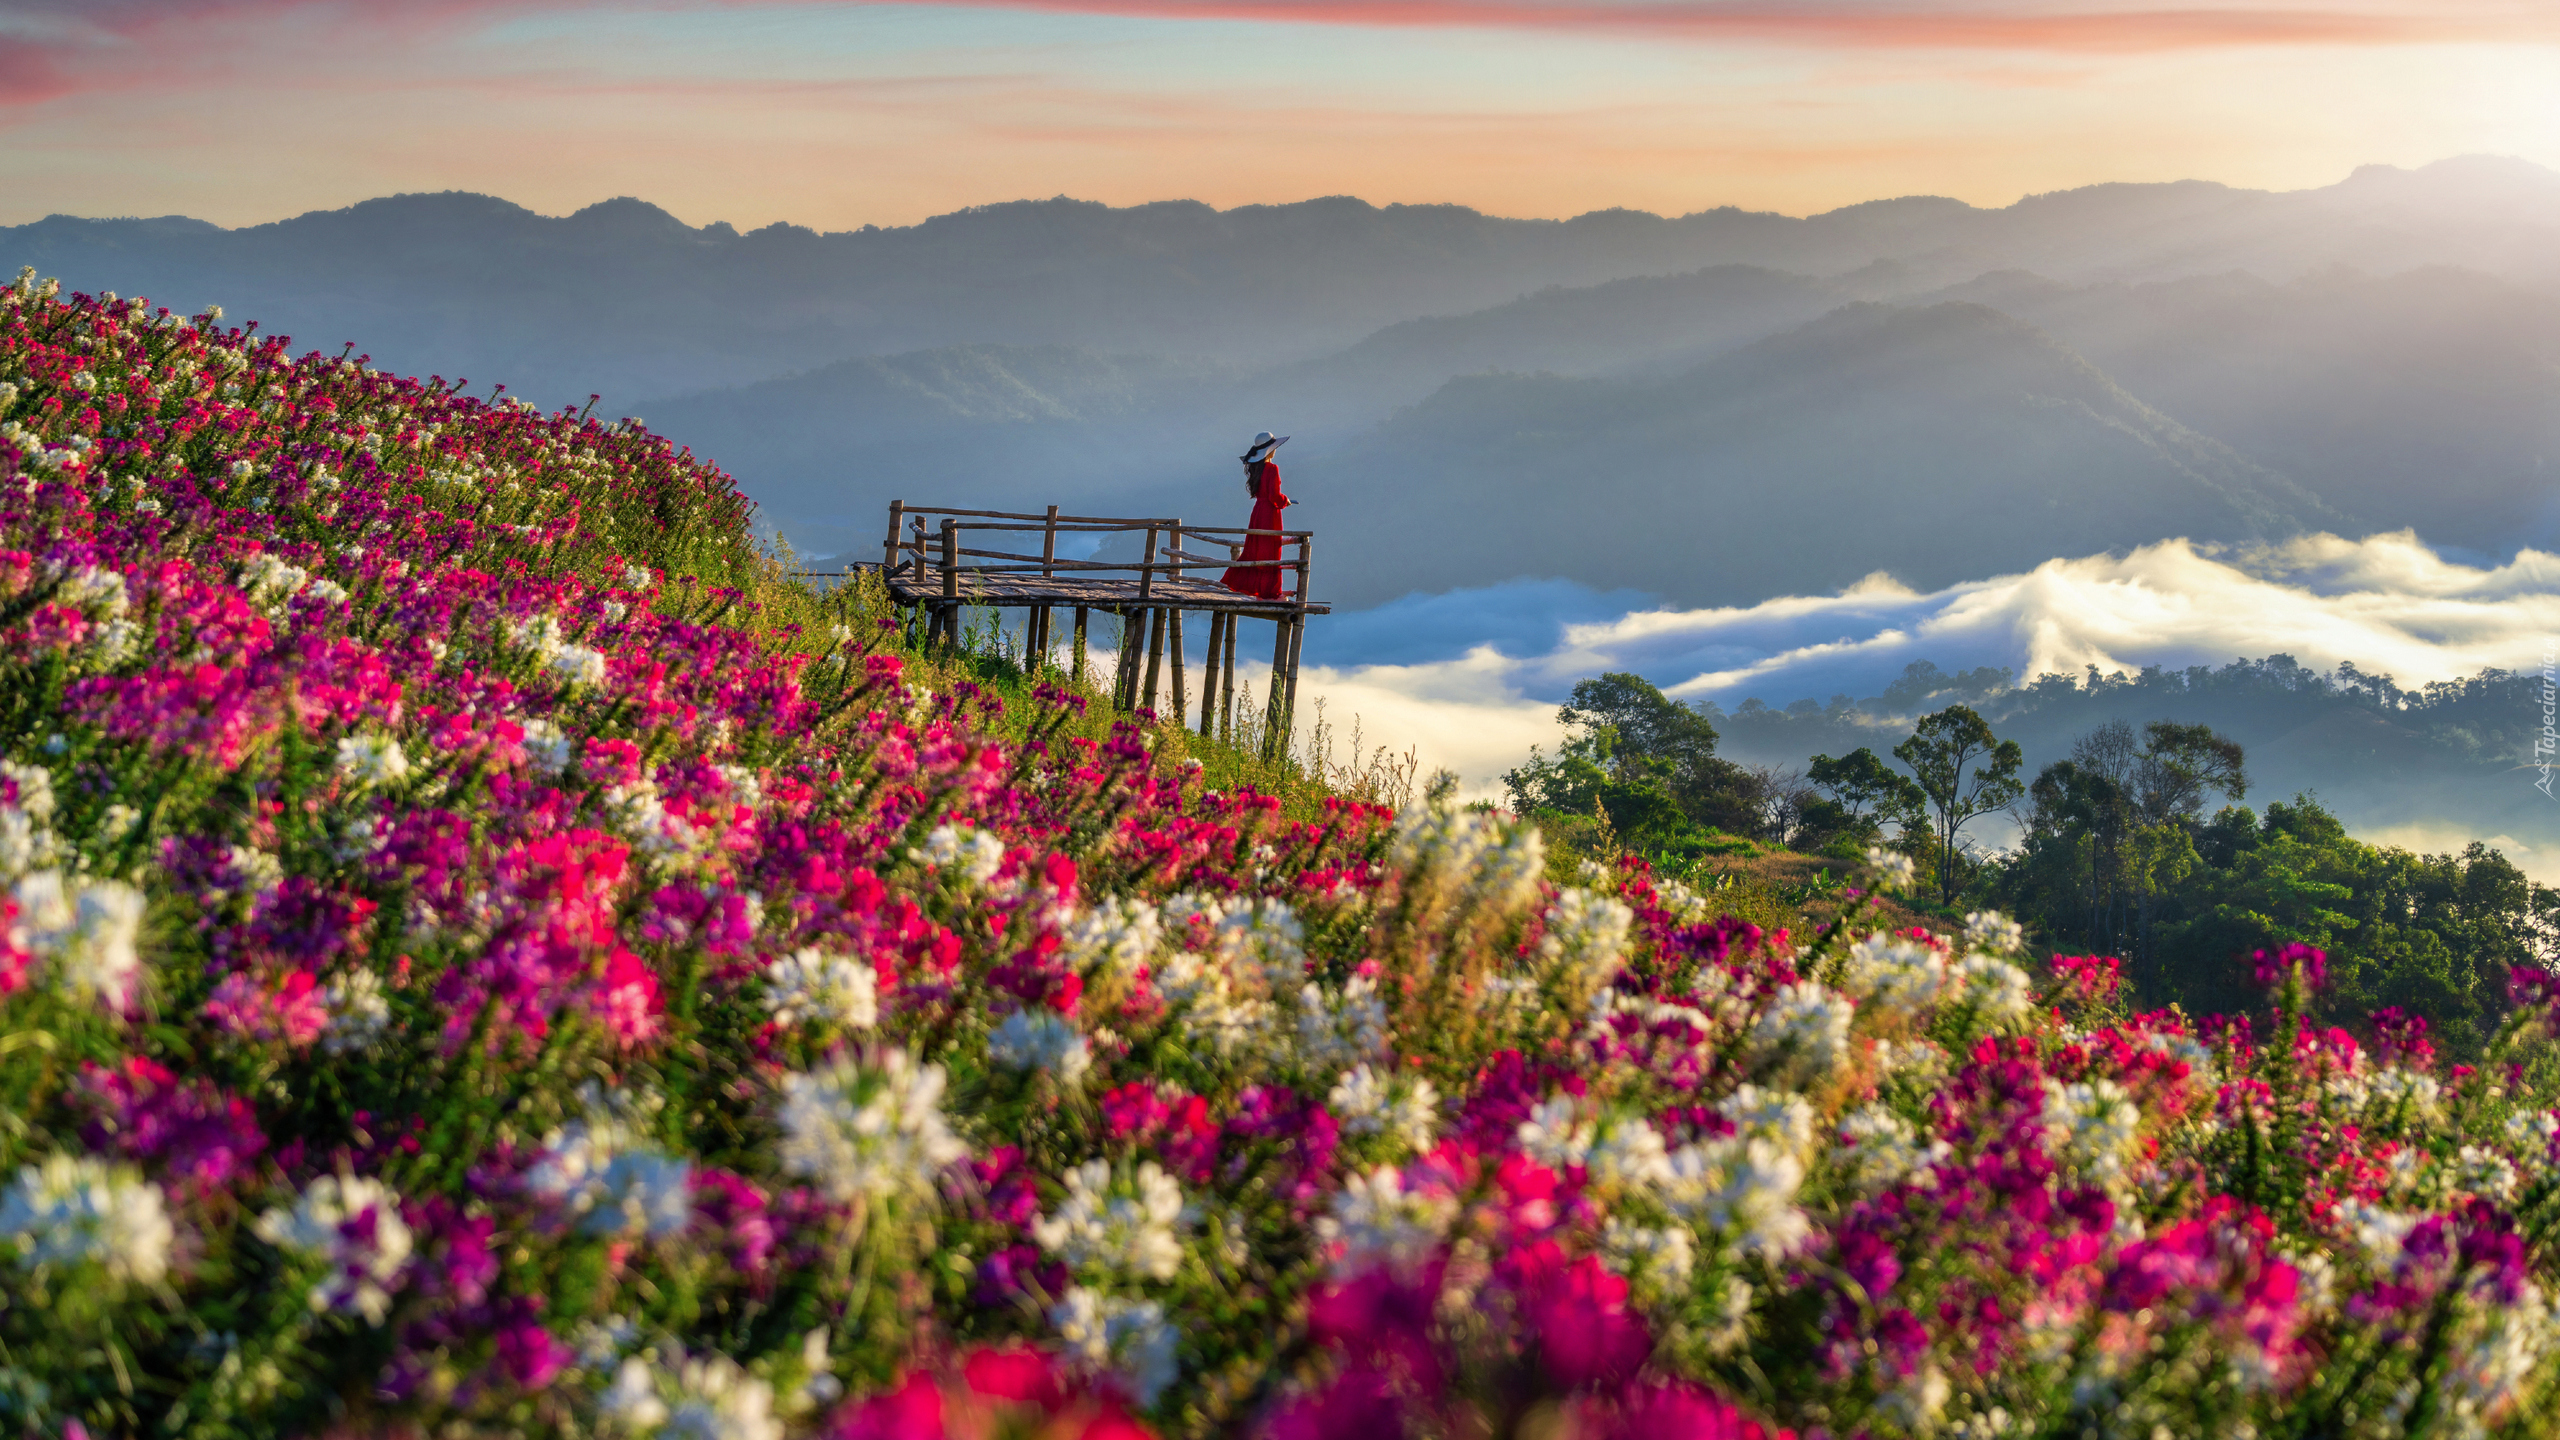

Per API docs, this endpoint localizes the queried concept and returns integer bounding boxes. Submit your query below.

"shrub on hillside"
[4,273,2560,1440]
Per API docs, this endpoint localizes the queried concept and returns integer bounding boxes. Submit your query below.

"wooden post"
[1142,607,1167,715]
[939,518,959,650]
[1072,607,1089,687]
[908,518,928,643]
[1198,610,1225,736]
[883,500,905,580]
[1281,534,1311,742]
[1113,609,1141,711]
[1264,615,1293,757]
[1032,504,1059,673]
[1282,615,1305,747]
[1169,609,1187,728]
[1220,612,1238,740]
[1137,524,1158,603]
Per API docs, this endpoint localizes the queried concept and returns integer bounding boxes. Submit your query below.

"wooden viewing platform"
[810,501,1326,754]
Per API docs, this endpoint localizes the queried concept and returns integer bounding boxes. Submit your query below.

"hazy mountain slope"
[1255,264,1851,427]
[639,345,1246,551]
[8,156,2554,406]
[1923,266,2560,550]
[1297,302,2338,608]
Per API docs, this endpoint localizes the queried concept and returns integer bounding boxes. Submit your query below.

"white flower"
[777,1050,966,1205]
[0,766,59,875]
[1951,953,2037,1031]
[11,871,146,1012]
[240,552,308,610]
[1316,1165,1458,1277]
[598,1350,783,1440]
[2504,1109,2560,1164]
[1720,1084,1817,1157]
[1537,887,1634,993]
[1963,910,2024,954]
[2041,1078,2143,1183]
[1666,1137,1809,1262]
[521,718,578,775]
[1062,896,1163,982]
[762,948,877,1031]
[523,1120,694,1241]
[1749,981,1852,1084]
[322,968,395,1055]
[254,1173,414,1322]
[334,732,411,788]
[624,564,654,589]
[1034,1160,1187,1281]
[0,760,53,825]
[1835,1106,1949,1193]
[1586,1114,1676,1193]
[1296,975,1389,1074]
[1330,1065,1440,1155]
[2438,1276,2557,1431]
[1390,802,1545,918]
[2336,1198,2420,1267]
[0,1154,173,1286]
[226,844,285,895]
[1215,900,1306,986]
[1836,933,1946,1018]
[919,824,1005,885]
[1050,1286,1182,1408]
[988,1008,1093,1085]
[2456,1145,2520,1204]
[1517,1094,1595,1169]
[1864,846,1917,891]
[304,577,349,606]
[551,644,609,689]
[2325,1067,2444,1126]
[1601,1216,1697,1294]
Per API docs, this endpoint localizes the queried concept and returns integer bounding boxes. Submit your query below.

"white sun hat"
[1242,431,1289,462]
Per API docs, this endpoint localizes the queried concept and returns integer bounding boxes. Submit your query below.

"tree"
[1542,672,1761,835]
[1892,705,2025,905]
[1807,748,1925,833]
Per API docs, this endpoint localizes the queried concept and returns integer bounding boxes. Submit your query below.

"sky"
[2,0,2556,229]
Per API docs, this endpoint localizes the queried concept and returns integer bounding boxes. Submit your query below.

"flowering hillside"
[4,269,2560,1440]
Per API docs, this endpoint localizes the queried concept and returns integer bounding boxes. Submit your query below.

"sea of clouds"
[1248,531,2560,807]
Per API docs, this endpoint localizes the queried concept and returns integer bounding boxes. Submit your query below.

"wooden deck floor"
[849,564,1331,616]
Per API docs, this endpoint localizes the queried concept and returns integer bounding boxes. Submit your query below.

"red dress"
[1220,460,1291,599]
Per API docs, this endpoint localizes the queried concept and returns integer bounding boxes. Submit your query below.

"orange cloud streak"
[858,0,2559,53]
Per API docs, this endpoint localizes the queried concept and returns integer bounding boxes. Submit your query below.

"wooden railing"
[878,502,1315,608]
[858,501,1318,754]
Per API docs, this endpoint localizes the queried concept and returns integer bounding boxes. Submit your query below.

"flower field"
[5,270,2560,1440]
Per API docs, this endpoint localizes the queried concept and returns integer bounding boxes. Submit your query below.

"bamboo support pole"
[1220,615,1238,740]
[1282,616,1305,746]
[1031,505,1059,671]
[1072,608,1089,687]
[1113,609,1141,711]
[1142,607,1167,715]
[1197,611,1225,736]
[1263,616,1292,757]
[938,519,960,649]
[1281,536,1310,742]
[1170,610,1187,728]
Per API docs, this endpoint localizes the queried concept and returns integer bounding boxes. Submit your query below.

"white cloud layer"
[1271,531,2560,798]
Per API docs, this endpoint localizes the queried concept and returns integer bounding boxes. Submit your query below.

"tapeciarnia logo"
[2540,642,2557,799]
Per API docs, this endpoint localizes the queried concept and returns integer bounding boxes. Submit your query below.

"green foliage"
[1989,716,2560,1059]
[1503,672,1763,858]
[1891,705,2025,905]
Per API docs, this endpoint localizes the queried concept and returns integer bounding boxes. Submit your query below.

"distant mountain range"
[11,155,2559,596]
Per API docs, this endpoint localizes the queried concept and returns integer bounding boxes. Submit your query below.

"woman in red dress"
[1220,430,1291,599]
